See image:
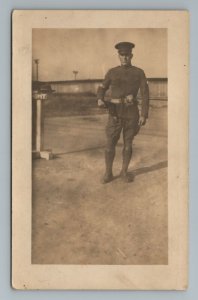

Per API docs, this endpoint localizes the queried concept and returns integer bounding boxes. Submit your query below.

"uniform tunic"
[97,64,149,146]
[97,64,149,119]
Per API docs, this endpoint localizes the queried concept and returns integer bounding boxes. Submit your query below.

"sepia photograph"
[12,10,188,290]
[32,28,168,265]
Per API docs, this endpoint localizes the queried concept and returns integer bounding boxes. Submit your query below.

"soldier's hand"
[139,116,146,126]
[126,94,133,103]
[98,99,106,108]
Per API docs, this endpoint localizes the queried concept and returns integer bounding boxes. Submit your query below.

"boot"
[120,147,133,183]
[101,149,115,184]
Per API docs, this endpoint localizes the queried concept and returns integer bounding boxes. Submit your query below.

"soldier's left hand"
[126,95,133,104]
[139,116,146,126]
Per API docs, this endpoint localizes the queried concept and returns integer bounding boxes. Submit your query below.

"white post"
[32,92,53,160]
[36,99,42,152]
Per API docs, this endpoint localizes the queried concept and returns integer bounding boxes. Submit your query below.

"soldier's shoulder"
[132,65,145,74]
[107,66,121,73]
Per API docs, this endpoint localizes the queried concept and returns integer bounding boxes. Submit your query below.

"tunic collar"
[120,64,132,69]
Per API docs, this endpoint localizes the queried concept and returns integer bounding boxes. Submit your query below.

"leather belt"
[110,96,137,105]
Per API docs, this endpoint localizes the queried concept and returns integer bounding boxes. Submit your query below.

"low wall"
[45,78,168,100]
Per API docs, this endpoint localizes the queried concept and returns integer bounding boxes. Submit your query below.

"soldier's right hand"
[98,99,106,108]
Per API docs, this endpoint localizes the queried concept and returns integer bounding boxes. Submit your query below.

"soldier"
[97,41,149,183]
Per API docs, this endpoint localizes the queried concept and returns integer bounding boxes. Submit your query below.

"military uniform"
[97,42,149,183]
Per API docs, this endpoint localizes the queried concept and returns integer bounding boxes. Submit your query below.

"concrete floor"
[32,106,168,264]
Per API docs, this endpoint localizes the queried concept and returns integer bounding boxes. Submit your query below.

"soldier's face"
[119,53,133,66]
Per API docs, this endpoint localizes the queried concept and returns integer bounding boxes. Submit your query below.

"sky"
[32,28,167,81]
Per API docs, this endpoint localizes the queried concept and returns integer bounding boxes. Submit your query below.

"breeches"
[105,110,139,151]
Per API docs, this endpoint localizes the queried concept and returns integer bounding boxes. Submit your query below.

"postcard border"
[12,10,189,290]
